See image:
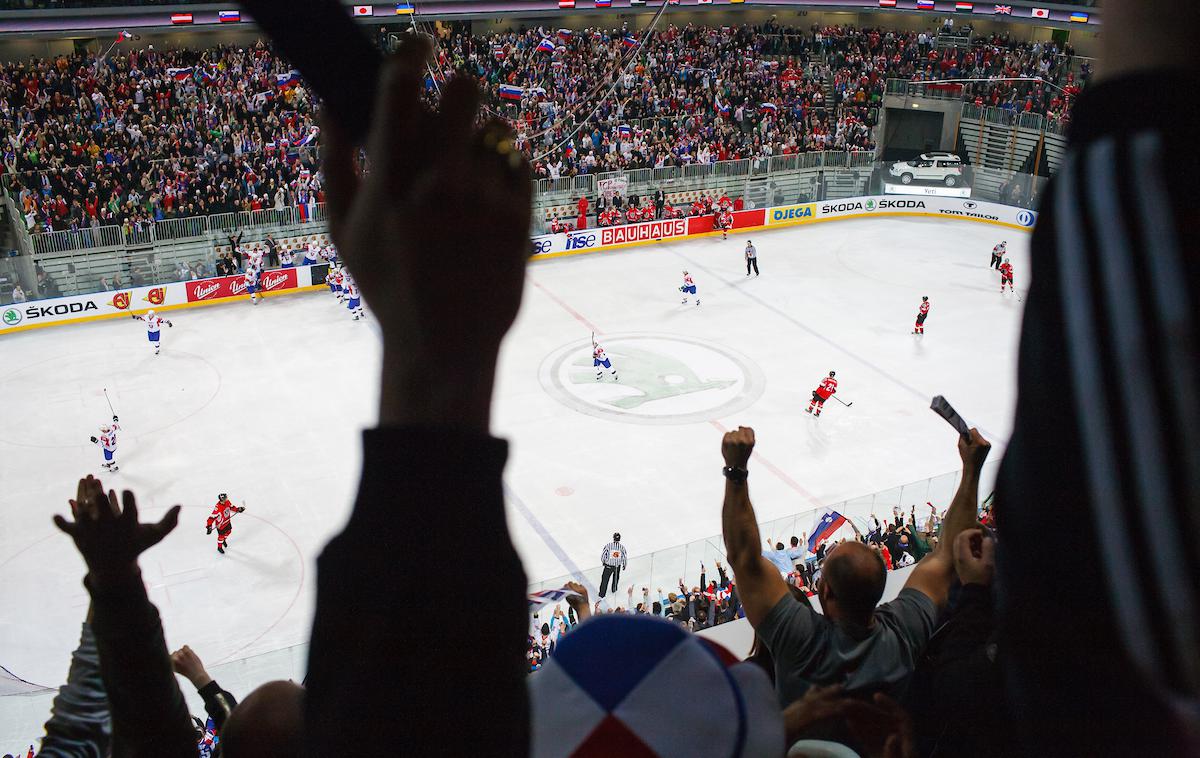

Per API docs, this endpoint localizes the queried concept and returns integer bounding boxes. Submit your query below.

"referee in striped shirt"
[598,533,627,599]
[997,2,1200,753]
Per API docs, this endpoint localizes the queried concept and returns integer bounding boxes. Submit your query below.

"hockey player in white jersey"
[244,265,260,305]
[303,240,321,266]
[131,309,173,354]
[89,416,121,471]
[680,271,699,306]
[592,340,618,381]
[279,245,295,268]
[344,273,364,320]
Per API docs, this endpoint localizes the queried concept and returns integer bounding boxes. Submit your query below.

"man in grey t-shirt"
[719,424,990,705]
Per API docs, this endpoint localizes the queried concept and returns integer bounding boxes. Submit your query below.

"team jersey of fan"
[97,423,120,451]
[140,315,167,333]
[999,262,1014,279]
[919,301,930,316]
[816,377,838,400]
[207,501,239,531]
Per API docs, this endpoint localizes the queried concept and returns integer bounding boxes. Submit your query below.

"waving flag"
[492,44,506,59]
[617,124,631,138]
[622,35,638,49]
[808,511,847,553]
[167,67,193,81]
[116,30,133,41]
[498,84,524,101]
[218,10,241,22]
[276,70,301,88]
[557,28,573,41]
[296,127,320,147]
[758,102,778,114]
[537,37,556,53]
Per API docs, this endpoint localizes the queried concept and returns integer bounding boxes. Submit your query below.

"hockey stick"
[102,388,116,416]
[930,395,970,439]
[833,395,853,407]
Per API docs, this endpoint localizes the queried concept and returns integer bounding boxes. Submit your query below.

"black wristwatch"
[722,466,749,482]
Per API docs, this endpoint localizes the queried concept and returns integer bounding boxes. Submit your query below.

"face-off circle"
[539,333,765,425]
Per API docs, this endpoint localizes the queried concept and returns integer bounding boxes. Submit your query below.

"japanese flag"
[353,5,374,15]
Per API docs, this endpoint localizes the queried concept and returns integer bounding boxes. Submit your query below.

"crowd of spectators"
[0,41,323,235]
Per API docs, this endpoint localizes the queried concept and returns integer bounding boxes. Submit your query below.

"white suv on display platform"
[889,152,964,186]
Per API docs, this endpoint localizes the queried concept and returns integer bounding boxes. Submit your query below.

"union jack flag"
[993,4,1011,13]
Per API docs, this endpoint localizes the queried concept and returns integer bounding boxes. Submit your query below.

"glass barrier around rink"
[526,460,1001,604]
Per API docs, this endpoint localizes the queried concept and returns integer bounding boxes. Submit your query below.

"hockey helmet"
[682,270,689,276]
[147,309,155,317]
[100,424,111,433]
[921,296,928,301]
[218,493,228,501]
[1004,257,1010,263]
[829,371,836,378]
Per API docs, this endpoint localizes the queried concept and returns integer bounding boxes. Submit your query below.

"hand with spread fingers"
[321,35,532,432]
[53,474,181,584]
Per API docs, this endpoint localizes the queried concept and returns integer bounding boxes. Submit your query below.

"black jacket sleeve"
[196,681,238,731]
[85,572,196,757]
[39,623,112,758]
[303,427,529,756]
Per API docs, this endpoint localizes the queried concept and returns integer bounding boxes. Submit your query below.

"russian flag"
[537,38,556,53]
[167,67,193,81]
[218,10,241,22]
[916,0,935,8]
[758,102,777,114]
[276,70,301,88]
[807,511,847,553]
[296,127,320,147]
[617,124,631,138]
[622,35,638,49]
[498,84,523,101]
[596,0,612,6]
[492,44,506,59]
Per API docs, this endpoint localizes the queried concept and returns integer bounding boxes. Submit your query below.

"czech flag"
[537,38,556,53]
[622,35,638,49]
[807,511,847,553]
[170,13,193,24]
[218,10,241,22]
[498,84,524,101]
[557,28,573,41]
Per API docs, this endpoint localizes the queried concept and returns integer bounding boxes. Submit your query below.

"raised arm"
[720,427,788,627]
[904,429,990,609]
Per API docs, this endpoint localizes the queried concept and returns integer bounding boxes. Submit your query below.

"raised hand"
[721,426,755,469]
[53,475,180,583]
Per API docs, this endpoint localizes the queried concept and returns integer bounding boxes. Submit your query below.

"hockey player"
[322,242,339,265]
[999,258,1015,294]
[332,266,346,302]
[243,264,260,305]
[592,340,618,381]
[302,239,321,266]
[279,245,294,268]
[913,296,930,335]
[990,241,1007,271]
[680,270,699,306]
[345,273,365,320]
[717,193,733,212]
[206,493,245,554]
[89,415,121,471]
[716,208,734,240]
[131,309,173,354]
[325,266,340,296]
[806,371,838,417]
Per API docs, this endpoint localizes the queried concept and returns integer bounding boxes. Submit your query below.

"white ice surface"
[0,216,1027,743]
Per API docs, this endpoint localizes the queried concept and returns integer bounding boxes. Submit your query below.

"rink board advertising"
[5,198,1037,334]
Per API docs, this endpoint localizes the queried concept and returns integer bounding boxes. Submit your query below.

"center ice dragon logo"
[539,334,765,425]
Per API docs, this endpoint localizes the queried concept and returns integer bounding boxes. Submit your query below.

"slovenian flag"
[395,2,414,13]
[622,35,638,49]
[1068,11,1088,22]
[276,70,301,88]
[218,10,241,22]
[498,84,524,101]
[537,38,556,53]
[915,0,935,9]
[955,1,972,10]
[167,67,193,81]
[557,28,573,41]
[170,13,193,24]
[759,102,777,114]
[808,511,847,553]
[617,124,631,137]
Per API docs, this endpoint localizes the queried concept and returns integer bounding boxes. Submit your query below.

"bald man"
[220,681,304,758]
[720,425,990,705]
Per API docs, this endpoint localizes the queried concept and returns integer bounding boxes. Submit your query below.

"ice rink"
[0,216,1028,741]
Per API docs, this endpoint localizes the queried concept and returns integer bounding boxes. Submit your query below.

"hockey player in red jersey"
[716,209,734,240]
[913,296,930,334]
[206,493,245,554]
[806,371,838,417]
[999,258,1015,294]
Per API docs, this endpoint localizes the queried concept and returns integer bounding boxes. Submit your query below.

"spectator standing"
[654,188,665,218]
[264,234,280,268]
[599,532,627,598]
[11,284,26,303]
